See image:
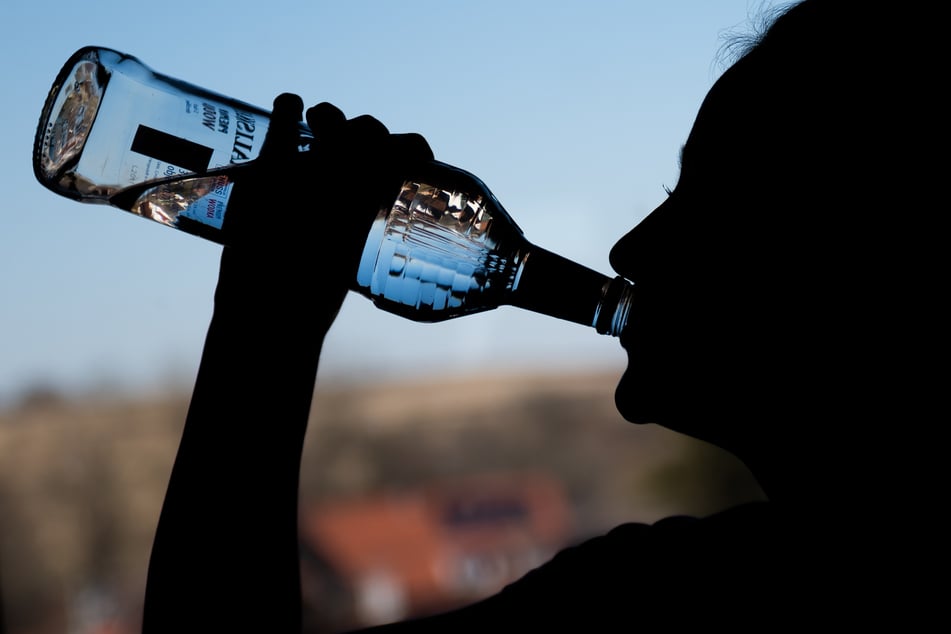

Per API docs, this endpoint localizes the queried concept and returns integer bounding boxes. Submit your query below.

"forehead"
[677,67,747,180]
[677,50,783,182]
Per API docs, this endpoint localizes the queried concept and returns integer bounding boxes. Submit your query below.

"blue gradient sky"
[1,1,771,404]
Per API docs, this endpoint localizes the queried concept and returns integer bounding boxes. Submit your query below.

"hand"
[217,93,434,331]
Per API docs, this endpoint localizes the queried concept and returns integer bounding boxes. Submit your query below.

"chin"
[614,367,718,446]
[613,370,654,426]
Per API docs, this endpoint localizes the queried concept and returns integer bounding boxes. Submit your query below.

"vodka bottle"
[33,46,634,336]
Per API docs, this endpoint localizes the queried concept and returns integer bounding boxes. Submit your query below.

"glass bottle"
[33,46,634,336]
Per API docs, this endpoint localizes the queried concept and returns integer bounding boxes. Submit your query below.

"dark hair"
[715,1,801,68]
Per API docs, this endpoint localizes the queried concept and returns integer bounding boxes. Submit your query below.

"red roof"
[299,472,572,624]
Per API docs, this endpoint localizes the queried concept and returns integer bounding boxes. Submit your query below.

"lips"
[616,307,637,350]
[617,328,632,352]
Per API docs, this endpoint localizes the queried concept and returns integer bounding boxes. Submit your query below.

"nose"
[609,195,675,284]
[609,227,637,281]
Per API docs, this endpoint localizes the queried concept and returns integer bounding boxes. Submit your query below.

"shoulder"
[354,503,793,631]
[485,502,786,626]
[532,501,781,581]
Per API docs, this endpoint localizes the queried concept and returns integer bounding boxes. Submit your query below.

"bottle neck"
[509,246,634,337]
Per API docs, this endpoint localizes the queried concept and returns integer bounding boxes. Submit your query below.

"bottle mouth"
[594,277,635,337]
[34,48,107,199]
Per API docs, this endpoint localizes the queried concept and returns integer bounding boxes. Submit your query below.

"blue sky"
[1,1,772,404]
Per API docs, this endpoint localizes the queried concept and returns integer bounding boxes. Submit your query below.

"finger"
[344,115,391,148]
[271,92,304,124]
[390,132,434,162]
[259,93,304,158]
[329,115,393,167]
[306,102,347,138]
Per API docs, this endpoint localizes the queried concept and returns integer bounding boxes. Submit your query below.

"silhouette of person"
[142,1,935,631]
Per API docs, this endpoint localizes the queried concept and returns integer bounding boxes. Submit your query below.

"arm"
[142,95,431,633]
[141,245,332,633]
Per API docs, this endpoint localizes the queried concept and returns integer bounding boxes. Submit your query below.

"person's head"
[609,0,926,506]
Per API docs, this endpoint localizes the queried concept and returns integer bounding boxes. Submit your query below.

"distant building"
[299,471,573,630]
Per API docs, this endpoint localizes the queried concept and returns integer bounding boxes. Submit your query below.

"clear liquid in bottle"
[353,162,634,335]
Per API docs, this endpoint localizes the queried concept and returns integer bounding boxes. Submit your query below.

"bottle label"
[75,69,267,193]
[127,172,233,233]
[130,125,214,174]
[177,173,233,230]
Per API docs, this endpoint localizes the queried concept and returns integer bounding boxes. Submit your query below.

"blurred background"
[2,1,773,632]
